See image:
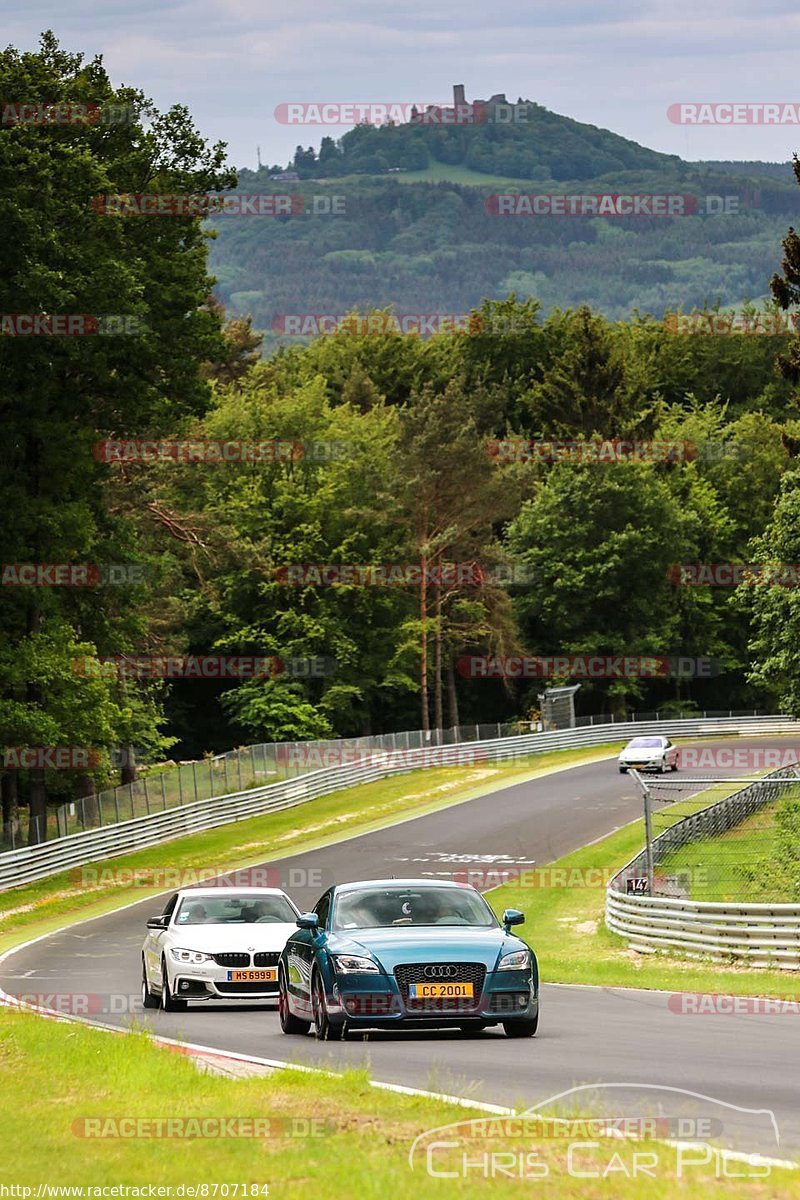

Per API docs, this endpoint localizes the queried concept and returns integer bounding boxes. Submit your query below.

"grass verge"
[0,744,623,952]
[485,813,800,997]
[0,1007,794,1195]
[658,795,800,903]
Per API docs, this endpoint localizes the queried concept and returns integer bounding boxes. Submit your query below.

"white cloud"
[5,2,800,166]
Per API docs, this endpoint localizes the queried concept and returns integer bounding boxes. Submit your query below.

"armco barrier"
[606,763,800,968]
[0,715,796,892]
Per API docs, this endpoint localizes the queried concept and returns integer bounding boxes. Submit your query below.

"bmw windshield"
[331,886,498,930]
[174,895,297,925]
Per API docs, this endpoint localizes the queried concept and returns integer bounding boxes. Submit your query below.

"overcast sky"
[6,0,800,170]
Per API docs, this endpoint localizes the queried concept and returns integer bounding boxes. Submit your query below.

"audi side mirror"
[296,912,319,930]
[502,908,524,930]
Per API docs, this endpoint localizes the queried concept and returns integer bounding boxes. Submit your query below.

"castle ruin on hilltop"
[410,84,509,125]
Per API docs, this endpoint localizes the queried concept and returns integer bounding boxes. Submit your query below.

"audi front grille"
[393,962,486,1014]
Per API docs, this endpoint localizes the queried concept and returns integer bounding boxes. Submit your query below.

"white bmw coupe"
[141,886,300,1011]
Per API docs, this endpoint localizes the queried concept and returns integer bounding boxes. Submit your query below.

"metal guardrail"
[606,763,800,967]
[32,708,770,847]
[0,714,796,893]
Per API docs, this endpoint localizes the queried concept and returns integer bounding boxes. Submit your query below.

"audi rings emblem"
[423,964,458,979]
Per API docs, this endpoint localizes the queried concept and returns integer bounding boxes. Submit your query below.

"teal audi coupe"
[277,878,539,1039]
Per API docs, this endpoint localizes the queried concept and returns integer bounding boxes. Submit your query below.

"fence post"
[631,770,655,895]
[143,777,149,814]
[178,766,183,806]
[161,774,167,810]
[192,761,199,803]
[237,751,243,792]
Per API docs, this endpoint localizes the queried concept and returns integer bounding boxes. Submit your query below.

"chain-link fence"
[2,721,529,850]
[0,708,780,851]
[633,766,800,903]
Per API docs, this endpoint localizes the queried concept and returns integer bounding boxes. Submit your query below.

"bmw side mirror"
[502,908,524,930]
[146,914,169,929]
[296,912,319,930]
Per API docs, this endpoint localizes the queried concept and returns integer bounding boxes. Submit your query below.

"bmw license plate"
[226,968,277,982]
[409,981,473,998]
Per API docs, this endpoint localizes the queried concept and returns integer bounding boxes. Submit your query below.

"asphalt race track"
[4,736,800,1158]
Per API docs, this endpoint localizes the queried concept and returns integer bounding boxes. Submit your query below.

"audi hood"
[325,926,530,972]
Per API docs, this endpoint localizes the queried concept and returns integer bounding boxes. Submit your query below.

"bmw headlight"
[497,949,531,971]
[330,953,380,974]
[170,948,213,964]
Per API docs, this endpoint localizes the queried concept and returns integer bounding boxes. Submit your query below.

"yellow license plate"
[409,981,473,998]
[226,968,277,982]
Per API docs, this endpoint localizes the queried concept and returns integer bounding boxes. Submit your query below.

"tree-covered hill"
[209,171,799,342]
[282,97,683,181]
[208,94,800,338]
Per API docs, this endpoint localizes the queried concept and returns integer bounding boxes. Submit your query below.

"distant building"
[269,170,300,181]
[409,85,509,126]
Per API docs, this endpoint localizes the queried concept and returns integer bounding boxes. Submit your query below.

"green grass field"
[1,1007,794,1196]
[656,794,800,903]
[4,742,800,1191]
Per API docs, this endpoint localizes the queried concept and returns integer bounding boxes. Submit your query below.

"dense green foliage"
[211,172,798,333]
[5,36,800,841]
[212,100,799,330]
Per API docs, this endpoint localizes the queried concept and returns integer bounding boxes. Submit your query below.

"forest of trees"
[5,35,800,842]
[211,170,799,334]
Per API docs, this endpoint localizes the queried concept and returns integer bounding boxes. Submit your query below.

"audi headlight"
[330,954,380,974]
[170,948,213,964]
[497,949,531,971]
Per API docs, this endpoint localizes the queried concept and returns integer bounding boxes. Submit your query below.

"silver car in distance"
[618,736,679,775]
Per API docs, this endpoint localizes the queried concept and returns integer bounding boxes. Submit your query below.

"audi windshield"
[331,886,498,930]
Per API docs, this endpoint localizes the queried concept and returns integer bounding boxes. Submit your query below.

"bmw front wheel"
[161,957,187,1012]
[141,960,160,1009]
